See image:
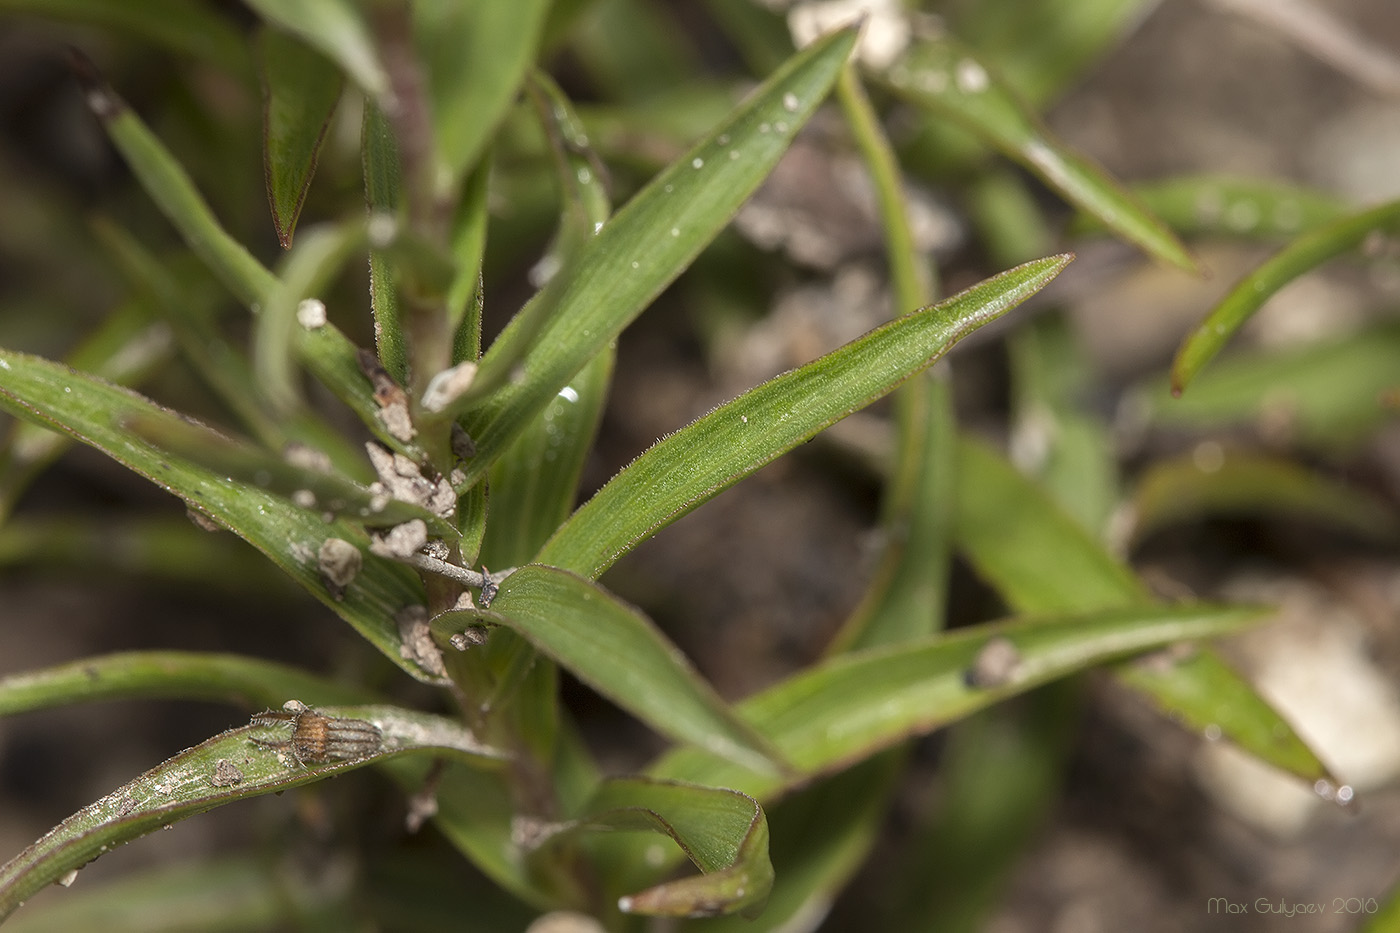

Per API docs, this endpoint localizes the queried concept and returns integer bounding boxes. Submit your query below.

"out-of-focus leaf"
[557,778,771,919]
[71,55,415,457]
[1172,198,1400,394]
[954,435,1142,611]
[0,0,250,75]
[1138,321,1400,449]
[90,218,368,475]
[0,517,291,593]
[0,857,338,933]
[0,704,503,924]
[1116,648,1330,783]
[1008,314,1118,533]
[0,301,171,521]
[440,564,786,776]
[0,348,439,682]
[953,437,1337,784]
[414,0,551,198]
[539,256,1073,580]
[888,686,1078,933]
[949,0,1157,106]
[243,0,390,106]
[0,652,375,716]
[1070,175,1351,241]
[1126,448,1397,545]
[571,0,698,101]
[258,27,342,250]
[451,28,860,468]
[1360,881,1400,933]
[884,36,1195,272]
[650,603,1262,800]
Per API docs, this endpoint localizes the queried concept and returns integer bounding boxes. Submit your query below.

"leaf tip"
[66,47,126,122]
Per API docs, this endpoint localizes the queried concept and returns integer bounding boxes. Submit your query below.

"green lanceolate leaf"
[243,0,390,106]
[451,27,860,473]
[414,0,551,199]
[650,603,1262,801]
[1116,649,1331,784]
[884,36,1195,272]
[258,26,343,249]
[953,437,1338,784]
[0,652,375,715]
[1126,449,1398,546]
[0,348,440,681]
[1070,175,1351,241]
[70,58,414,457]
[1171,198,1400,393]
[438,564,786,776]
[0,704,503,924]
[540,256,1072,580]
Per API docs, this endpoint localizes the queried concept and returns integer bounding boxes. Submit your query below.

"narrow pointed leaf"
[1116,648,1331,783]
[650,604,1262,800]
[1127,449,1397,546]
[414,0,551,198]
[1171,198,1400,393]
[556,778,771,919]
[884,36,1195,272]
[243,0,390,105]
[0,705,503,924]
[258,27,343,249]
[954,437,1337,784]
[452,27,860,473]
[0,349,440,681]
[540,256,1072,580]
[0,652,375,715]
[439,564,786,776]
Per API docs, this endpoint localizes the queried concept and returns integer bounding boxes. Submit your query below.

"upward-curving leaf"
[539,255,1072,580]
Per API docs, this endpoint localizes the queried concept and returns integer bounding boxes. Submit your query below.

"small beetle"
[250,700,382,765]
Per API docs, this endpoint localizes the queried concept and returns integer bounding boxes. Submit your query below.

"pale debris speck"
[966,636,1022,688]
[377,400,417,442]
[296,298,327,329]
[396,604,447,678]
[58,869,79,888]
[421,360,479,413]
[317,537,362,595]
[371,519,428,559]
[954,58,989,94]
[210,759,244,787]
[787,0,910,70]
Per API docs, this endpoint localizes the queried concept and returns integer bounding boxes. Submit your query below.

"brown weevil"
[249,700,382,765]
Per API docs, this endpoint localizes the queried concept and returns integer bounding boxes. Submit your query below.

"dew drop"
[1203,723,1222,741]
[729,149,741,160]
[630,260,639,269]
[782,92,799,112]
[717,133,730,145]
[663,184,674,194]
[1224,199,1260,231]
[577,166,592,184]
[557,386,579,403]
[670,227,680,237]
[759,122,771,134]
[774,120,788,133]
[692,157,704,169]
